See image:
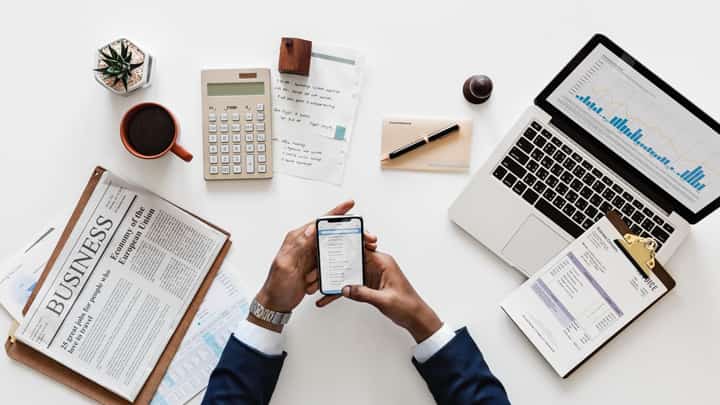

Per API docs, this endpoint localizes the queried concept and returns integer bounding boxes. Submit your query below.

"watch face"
[251,301,265,318]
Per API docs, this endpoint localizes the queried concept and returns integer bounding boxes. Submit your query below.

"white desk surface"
[1,1,718,403]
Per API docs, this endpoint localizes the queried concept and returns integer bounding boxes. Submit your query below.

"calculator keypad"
[206,105,268,177]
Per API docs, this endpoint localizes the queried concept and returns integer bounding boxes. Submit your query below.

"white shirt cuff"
[413,323,455,363]
[233,319,284,356]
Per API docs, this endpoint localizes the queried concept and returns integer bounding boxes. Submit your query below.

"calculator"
[201,68,273,180]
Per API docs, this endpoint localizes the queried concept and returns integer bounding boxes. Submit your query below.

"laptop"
[450,34,720,277]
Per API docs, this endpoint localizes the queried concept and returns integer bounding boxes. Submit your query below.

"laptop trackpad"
[502,215,569,275]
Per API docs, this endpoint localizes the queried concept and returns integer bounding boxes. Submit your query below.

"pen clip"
[426,123,459,141]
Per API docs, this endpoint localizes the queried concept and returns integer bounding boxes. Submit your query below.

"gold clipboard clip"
[8,320,18,344]
[615,233,657,278]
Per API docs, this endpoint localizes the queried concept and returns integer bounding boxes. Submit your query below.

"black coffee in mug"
[125,105,176,156]
[120,102,192,161]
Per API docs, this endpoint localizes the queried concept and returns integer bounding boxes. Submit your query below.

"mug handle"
[171,143,193,162]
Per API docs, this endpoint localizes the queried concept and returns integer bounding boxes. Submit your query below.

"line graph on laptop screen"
[547,43,720,213]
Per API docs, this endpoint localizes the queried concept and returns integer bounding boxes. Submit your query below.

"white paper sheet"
[0,221,61,321]
[272,44,364,185]
[151,265,248,405]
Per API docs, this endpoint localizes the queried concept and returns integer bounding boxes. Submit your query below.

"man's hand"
[317,251,442,343]
[250,200,378,332]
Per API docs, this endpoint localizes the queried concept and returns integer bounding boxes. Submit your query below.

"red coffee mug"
[120,102,193,162]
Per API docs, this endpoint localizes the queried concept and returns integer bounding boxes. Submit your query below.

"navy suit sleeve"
[413,327,510,405]
[202,334,286,405]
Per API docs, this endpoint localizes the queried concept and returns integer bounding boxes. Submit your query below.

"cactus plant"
[94,40,142,91]
[94,38,153,95]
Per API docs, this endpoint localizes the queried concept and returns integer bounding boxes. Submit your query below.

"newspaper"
[15,170,228,401]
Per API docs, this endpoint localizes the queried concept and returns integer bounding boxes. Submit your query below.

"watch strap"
[250,298,292,325]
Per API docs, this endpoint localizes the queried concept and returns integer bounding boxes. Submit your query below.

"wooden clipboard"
[501,210,675,378]
[553,211,674,377]
[5,166,232,404]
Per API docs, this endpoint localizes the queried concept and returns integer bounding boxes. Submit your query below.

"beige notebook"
[380,117,472,172]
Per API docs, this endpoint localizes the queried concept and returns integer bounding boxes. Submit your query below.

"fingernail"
[342,286,350,296]
[304,224,314,237]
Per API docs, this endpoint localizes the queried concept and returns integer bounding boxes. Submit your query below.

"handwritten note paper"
[272,44,364,185]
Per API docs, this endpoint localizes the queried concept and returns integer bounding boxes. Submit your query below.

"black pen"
[381,123,460,161]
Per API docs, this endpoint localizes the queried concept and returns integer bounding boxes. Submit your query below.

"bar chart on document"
[548,44,720,212]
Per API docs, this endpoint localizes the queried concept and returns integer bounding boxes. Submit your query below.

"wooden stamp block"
[278,37,312,76]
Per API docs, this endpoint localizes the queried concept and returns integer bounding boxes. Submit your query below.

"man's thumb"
[343,285,384,306]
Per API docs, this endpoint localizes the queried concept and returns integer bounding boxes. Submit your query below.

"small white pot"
[94,38,153,95]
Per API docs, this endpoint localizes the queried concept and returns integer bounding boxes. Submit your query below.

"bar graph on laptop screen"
[547,44,720,213]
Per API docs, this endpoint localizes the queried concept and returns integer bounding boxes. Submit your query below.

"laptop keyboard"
[492,120,675,250]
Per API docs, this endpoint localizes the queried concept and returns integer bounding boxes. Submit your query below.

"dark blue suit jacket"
[202,327,510,405]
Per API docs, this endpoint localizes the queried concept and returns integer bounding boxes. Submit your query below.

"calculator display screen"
[207,82,264,96]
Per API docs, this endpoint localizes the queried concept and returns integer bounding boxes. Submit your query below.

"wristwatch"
[249,298,292,325]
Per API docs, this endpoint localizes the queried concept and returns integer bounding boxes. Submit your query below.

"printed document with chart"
[272,44,364,185]
[500,217,669,377]
[14,170,228,401]
[151,263,249,405]
[0,220,61,321]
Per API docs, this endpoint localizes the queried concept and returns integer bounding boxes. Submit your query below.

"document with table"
[501,214,675,377]
[10,168,230,402]
[151,264,249,405]
[272,43,364,185]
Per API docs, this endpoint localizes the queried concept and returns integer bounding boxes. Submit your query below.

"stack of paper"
[272,43,365,185]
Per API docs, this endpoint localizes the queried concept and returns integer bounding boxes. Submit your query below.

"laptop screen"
[545,42,720,215]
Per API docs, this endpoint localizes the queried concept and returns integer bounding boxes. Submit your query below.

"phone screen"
[317,217,364,295]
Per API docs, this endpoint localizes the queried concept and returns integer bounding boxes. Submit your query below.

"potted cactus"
[94,38,153,95]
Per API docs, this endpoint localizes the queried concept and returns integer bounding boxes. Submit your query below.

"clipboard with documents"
[500,211,675,378]
[5,167,232,404]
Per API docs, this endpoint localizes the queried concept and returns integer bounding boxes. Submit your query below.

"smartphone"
[316,215,365,295]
